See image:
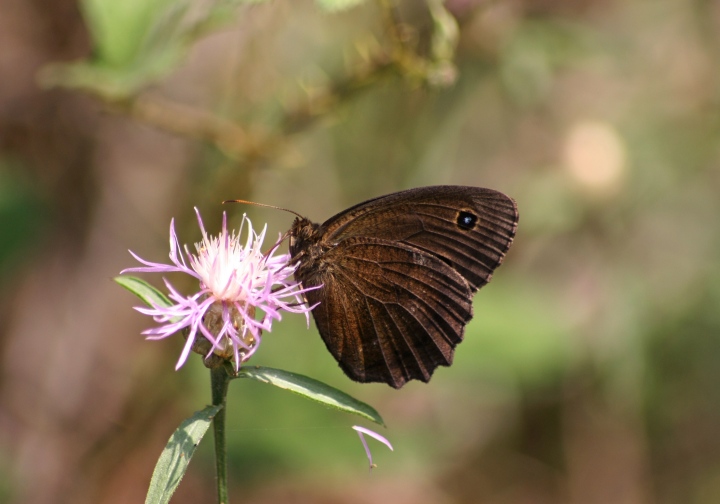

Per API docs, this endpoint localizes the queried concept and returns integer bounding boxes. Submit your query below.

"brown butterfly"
[288,186,518,389]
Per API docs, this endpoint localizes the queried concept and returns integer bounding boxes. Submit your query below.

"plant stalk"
[211,365,231,504]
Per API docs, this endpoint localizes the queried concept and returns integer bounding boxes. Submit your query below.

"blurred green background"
[1,0,720,503]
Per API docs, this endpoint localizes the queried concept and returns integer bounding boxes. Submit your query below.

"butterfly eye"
[456,211,478,230]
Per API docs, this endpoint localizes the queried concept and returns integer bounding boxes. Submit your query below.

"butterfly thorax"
[289,217,332,284]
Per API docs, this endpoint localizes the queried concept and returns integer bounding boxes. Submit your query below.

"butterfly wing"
[322,185,518,291]
[301,236,473,388]
[295,185,518,387]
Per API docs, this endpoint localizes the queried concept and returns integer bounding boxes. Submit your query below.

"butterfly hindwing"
[302,237,473,388]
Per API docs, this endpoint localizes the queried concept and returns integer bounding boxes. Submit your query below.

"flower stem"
[211,365,231,504]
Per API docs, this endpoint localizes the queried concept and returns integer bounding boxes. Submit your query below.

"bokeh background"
[2,0,720,503]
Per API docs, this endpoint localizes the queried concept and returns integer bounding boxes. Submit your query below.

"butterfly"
[287,185,518,388]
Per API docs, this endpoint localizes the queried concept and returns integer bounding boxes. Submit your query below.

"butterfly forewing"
[321,186,518,290]
[290,185,518,388]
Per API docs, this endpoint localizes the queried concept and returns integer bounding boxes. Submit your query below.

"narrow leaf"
[237,365,384,426]
[146,404,223,504]
[115,275,172,308]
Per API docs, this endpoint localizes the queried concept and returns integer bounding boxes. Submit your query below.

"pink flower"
[122,208,316,371]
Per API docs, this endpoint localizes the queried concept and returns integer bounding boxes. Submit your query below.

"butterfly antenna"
[223,199,304,219]
[223,199,302,259]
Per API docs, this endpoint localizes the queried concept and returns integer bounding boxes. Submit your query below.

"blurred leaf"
[42,0,370,97]
[199,0,262,24]
[42,0,189,98]
[237,366,385,425]
[146,404,223,504]
[43,0,253,98]
[115,276,172,309]
[315,0,368,12]
[81,0,180,67]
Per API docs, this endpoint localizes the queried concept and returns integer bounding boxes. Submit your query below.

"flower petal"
[352,425,393,470]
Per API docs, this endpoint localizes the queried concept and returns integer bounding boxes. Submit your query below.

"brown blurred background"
[1,0,720,503]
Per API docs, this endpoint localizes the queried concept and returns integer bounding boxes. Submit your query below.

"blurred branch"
[103,44,399,162]
[106,95,272,160]
[88,0,460,162]
[379,0,407,52]
[377,0,459,86]
[280,51,397,134]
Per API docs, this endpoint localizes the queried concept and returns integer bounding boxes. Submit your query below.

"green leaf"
[48,0,237,97]
[47,0,191,97]
[146,404,223,504]
[81,0,180,67]
[47,0,368,97]
[114,275,172,309]
[237,365,385,426]
[315,0,368,12]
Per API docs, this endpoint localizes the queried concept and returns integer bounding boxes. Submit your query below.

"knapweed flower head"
[122,208,316,371]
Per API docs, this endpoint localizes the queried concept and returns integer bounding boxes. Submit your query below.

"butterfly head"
[289,216,334,284]
[289,216,321,258]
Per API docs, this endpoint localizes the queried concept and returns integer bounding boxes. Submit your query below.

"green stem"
[211,365,231,504]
